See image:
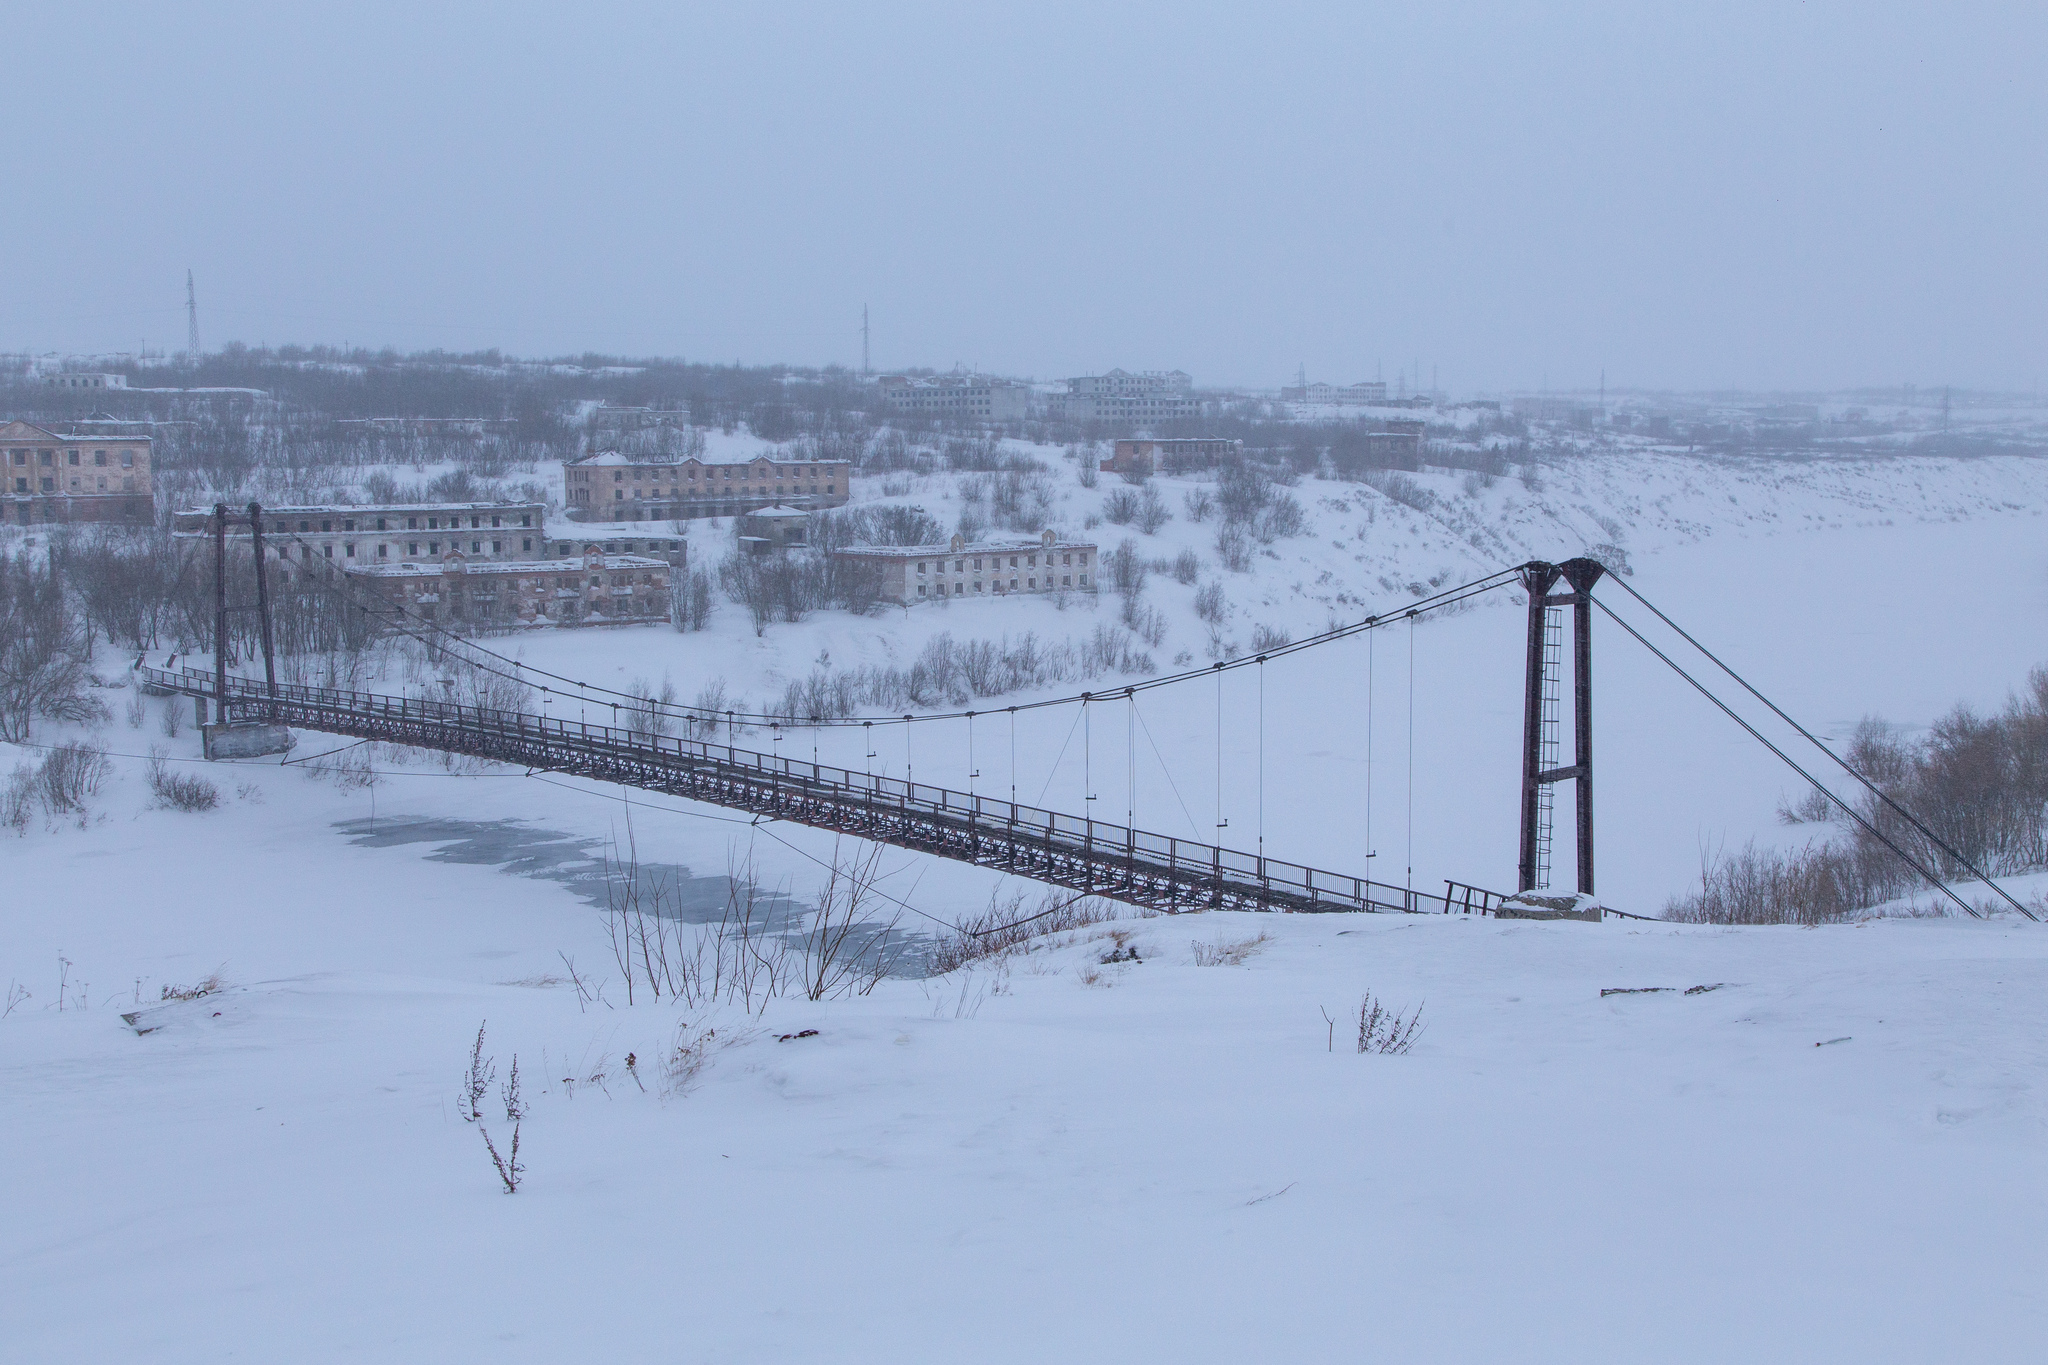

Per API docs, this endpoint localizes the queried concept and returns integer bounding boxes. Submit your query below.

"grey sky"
[7,2,2042,391]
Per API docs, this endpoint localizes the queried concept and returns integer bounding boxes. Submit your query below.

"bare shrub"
[1075,447,1099,489]
[460,1022,495,1121]
[159,696,184,738]
[1170,549,1201,585]
[1364,470,1435,512]
[38,742,111,814]
[1135,486,1171,534]
[1191,931,1269,966]
[146,747,221,812]
[1103,487,1141,526]
[927,889,1119,974]
[1252,494,1304,543]
[0,550,108,742]
[2,764,34,832]
[661,1017,726,1097]
[602,844,797,1014]
[624,675,678,738]
[1121,599,1168,649]
[672,567,714,631]
[1776,785,1835,825]
[1183,487,1214,523]
[796,840,903,1001]
[1661,839,1889,925]
[460,1023,525,1192]
[1357,991,1425,1054]
[1215,525,1253,573]
[124,688,146,729]
[1194,582,1226,624]
[1250,624,1292,653]
[1105,539,1146,600]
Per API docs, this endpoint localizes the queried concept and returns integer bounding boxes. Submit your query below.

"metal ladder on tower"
[1534,603,1564,889]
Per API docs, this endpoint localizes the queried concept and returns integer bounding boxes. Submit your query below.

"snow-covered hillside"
[6,449,2048,1360]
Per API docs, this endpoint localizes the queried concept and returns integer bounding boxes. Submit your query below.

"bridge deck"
[144,666,1507,917]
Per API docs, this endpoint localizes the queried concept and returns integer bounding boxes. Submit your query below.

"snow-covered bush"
[1170,550,1201,585]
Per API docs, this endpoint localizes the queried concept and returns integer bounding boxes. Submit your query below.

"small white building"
[43,372,128,390]
[833,529,1096,604]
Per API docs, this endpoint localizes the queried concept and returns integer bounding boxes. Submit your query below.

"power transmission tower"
[186,270,201,359]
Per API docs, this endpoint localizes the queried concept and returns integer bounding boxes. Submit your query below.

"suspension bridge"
[155,501,2037,924]
[138,661,1511,916]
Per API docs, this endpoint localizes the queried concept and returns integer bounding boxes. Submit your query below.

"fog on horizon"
[5,2,2042,393]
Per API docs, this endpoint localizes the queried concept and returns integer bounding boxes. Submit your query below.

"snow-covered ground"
[7,448,2048,1359]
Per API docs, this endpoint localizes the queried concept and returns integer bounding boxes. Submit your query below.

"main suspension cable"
[1602,575,2037,922]
[1591,594,1998,921]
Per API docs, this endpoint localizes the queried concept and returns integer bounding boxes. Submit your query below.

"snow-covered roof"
[568,451,847,467]
[346,553,667,579]
[835,535,1094,558]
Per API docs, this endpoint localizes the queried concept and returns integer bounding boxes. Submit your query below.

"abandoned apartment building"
[172,500,549,579]
[1,419,154,525]
[344,546,672,628]
[1099,437,1242,478]
[833,529,1096,604]
[564,451,851,521]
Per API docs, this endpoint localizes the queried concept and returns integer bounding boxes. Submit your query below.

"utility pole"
[186,270,201,360]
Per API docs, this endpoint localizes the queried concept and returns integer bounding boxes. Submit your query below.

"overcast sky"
[6,2,2042,392]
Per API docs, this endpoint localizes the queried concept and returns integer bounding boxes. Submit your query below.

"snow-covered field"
[7,449,2048,1360]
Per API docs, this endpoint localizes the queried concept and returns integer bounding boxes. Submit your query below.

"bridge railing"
[144,665,1458,914]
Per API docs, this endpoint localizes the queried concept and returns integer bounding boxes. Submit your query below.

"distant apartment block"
[1060,369,1197,423]
[564,452,850,521]
[42,372,128,391]
[1281,380,1388,406]
[1100,437,1242,478]
[345,547,671,629]
[1,420,154,525]
[834,529,1096,604]
[877,375,1035,422]
[171,501,547,580]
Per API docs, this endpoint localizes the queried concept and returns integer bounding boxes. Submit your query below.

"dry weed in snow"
[1191,931,1270,966]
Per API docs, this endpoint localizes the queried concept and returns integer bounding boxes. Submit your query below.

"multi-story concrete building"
[1281,380,1388,406]
[1060,370,1198,424]
[172,501,548,580]
[563,451,851,522]
[834,529,1096,605]
[1100,437,1242,478]
[42,372,128,391]
[345,547,672,629]
[1,420,154,526]
[877,374,1035,422]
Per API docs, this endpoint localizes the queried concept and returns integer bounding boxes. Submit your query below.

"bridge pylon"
[1518,557,1604,895]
